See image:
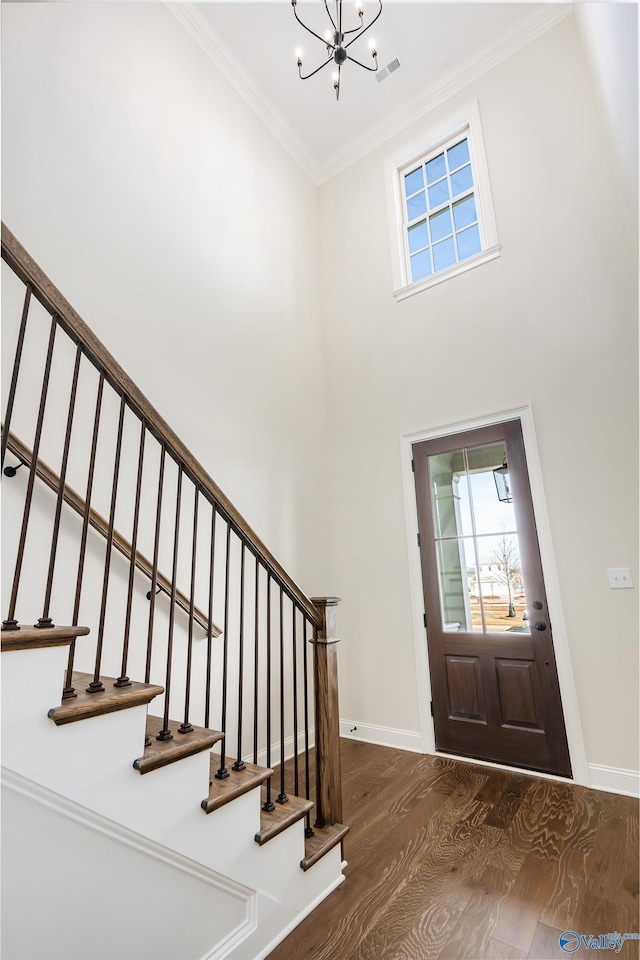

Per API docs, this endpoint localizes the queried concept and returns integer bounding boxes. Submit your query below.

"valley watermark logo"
[559,930,640,954]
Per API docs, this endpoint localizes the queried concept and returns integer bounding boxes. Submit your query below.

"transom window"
[402,136,481,283]
[384,101,500,301]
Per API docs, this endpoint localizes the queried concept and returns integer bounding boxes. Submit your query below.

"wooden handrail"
[1,223,322,628]
[3,428,220,637]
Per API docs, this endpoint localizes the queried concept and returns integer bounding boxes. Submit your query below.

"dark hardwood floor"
[268,739,639,960]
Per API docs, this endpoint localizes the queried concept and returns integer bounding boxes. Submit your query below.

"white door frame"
[400,403,589,786]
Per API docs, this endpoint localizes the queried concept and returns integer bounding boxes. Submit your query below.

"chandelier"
[292,0,382,101]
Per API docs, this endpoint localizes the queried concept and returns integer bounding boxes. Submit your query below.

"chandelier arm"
[344,0,382,50]
[346,52,378,72]
[298,55,334,81]
[292,3,332,47]
[323,0,337,31]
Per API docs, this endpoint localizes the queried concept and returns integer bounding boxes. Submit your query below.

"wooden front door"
[413,419,571,777]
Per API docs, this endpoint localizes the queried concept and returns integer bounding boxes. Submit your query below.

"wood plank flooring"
[268,740,639,960]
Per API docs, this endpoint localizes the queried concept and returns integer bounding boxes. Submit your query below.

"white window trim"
[384,100,501,301]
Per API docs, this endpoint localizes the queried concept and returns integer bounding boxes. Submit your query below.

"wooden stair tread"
[201,758,273,814]
[301,822,349,871]
[2,623,89,653]
[48,671,163,725]
[255,792,314,846]
[134,715,224,774]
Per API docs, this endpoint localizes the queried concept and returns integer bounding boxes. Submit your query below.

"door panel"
[413,419,572,777]
[445,655,485,721]
[495,659,541,729]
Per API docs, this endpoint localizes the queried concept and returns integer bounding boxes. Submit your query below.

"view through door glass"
[430,440,531,636]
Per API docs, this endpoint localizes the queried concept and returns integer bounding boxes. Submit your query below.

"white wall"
[319,14,639,776]
[574,2,638,239]
[1,1,327,597]
[2,770,254,960]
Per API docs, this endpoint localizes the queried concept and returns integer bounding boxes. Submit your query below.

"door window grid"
[430,444,529,636]
[402,136,482,284]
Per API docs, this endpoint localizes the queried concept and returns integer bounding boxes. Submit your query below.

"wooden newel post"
[310,596,343,828]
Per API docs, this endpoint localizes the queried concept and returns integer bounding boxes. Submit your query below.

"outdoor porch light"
[493,459,512,503]
[292,0,382,101]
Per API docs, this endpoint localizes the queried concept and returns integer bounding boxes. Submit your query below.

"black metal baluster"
[204,504,216,729]
[87,394,126,694]
[178,485,199,735]
[157,464,183,741]
[302,617,314,837]
[292,603,299,798]
[277,585,288,805]
[253,557,260,766]
[262,572,275,812]
[1,283,31,471]
[115,418,146,688]
[233,542,246,771]
[145,446,165,686]
[4,314,58,629]
[63,371,105,699]
[215,523,232,779]
[41,343,82,624]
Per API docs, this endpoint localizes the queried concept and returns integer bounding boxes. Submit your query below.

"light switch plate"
[607,568,634,589]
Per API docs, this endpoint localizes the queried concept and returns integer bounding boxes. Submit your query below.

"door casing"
[400,404,588,785]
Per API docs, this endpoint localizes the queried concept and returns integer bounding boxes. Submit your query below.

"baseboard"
[588,763,640,798]
[253,873,346,960]
[339,729,640,798]
[339,719,425,753]
[242,728,315,770]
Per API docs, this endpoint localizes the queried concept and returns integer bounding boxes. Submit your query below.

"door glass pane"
[428,438,531,635]
[429,450,472,539]
[436,538,483,633]
[467,442,517,535]
[474,533,530,633]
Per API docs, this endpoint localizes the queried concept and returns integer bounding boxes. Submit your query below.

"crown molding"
[168,2,572,187]
[318,3,573,183]
[167,3,322,183]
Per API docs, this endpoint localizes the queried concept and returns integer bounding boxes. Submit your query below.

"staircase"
[1,224,348,960]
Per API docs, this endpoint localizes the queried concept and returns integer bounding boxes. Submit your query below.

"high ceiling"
[172,2,570,181]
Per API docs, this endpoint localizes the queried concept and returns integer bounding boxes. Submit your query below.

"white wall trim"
[588,764,640,798]
[245,727,315,769]
[399,403,590,787]
[168,3,572,187]
[166,3,321,184]
[340,718,426,754]
[255,873,346,960]
[1,765,257,954]
[322,4,572,183]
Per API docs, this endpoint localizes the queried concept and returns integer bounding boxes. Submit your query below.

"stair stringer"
[1,643,345,959]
